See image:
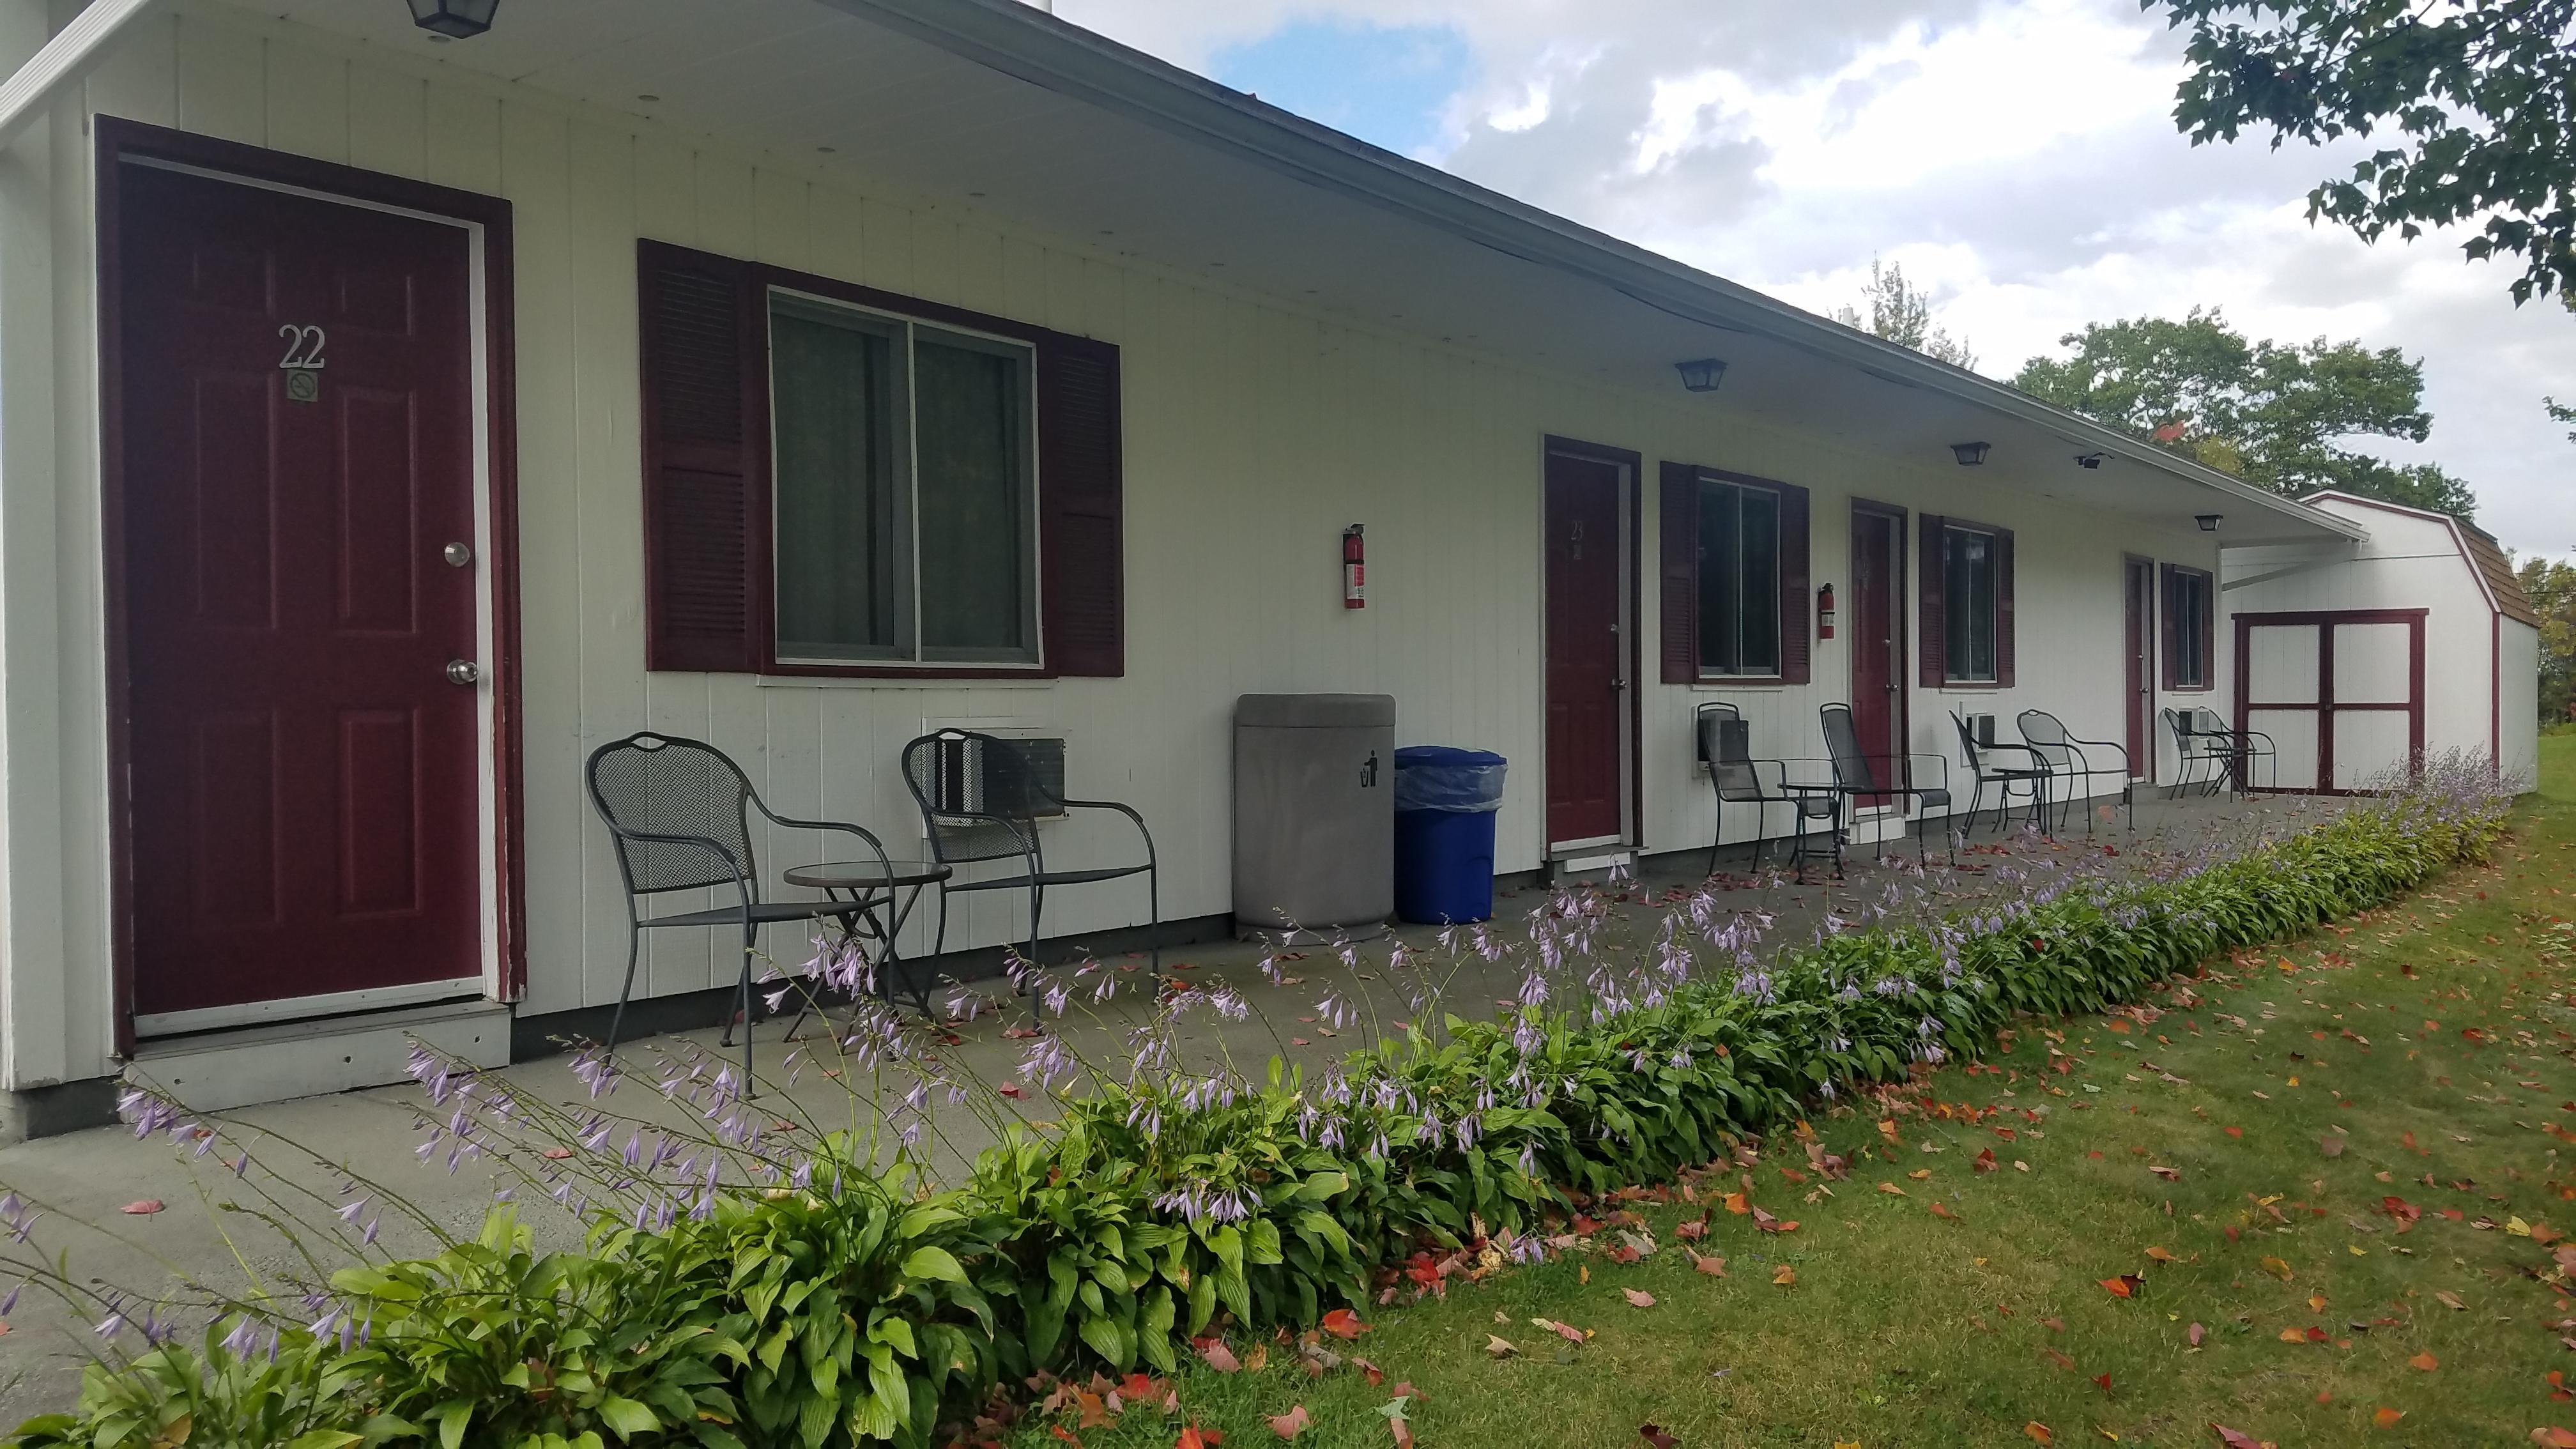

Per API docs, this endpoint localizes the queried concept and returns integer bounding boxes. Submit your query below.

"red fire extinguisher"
[1342,524,1366,609]
[1817,582,1837,640]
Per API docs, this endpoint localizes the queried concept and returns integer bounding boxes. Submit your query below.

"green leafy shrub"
[6,770,2513,1446]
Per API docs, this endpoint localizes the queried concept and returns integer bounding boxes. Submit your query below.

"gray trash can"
[1233,694,1395,943]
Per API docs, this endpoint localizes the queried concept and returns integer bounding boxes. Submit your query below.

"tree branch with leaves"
[2149,0,2576,304]
[2012,306,2479,516]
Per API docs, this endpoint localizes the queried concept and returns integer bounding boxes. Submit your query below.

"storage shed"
[2221,493,2542,792]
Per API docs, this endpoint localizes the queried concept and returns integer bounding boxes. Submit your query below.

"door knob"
[445,659,480,686]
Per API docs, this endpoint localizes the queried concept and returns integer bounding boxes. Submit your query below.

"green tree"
[1832,257,1977,370]
[2149,0,2576,305]
[2012,306,2478,516]
[2521,554,2576,724]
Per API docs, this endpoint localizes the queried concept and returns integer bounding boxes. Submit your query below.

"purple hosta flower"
[1416,1107,1444,1146]
[1731,969,1775,1004]
[336,1196,369,1225]
[1872,976,1906,997]
[0,1284,17,1317]
[1829,1035,1853,1054]
[1917,1015,1943,1040]
[1019,1032,1078,1089]
[567,1045,620,1100]
[1452,1113,1482,1151]
[1820,1078,1839,1100]
[1124,1098,1164,1141]
[1836,982,1862,1003]
[1516,1140,1539,1177]
[1042,981,1073,1017]
[217,1314,259,1358]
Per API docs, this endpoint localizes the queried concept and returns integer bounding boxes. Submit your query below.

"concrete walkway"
[0,788,2342,1422]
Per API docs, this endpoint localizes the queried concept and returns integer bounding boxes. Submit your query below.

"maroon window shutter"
[2196,573,2214,692]
[1918,514,1947,687]
[1777,481,1811,684]
[638,240,763,673]
[1994,526,2016,689]
[1659,463,1699,683]
[1038,333,1124,677]
[2158,564,2179,690]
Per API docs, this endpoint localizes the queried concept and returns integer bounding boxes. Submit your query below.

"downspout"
[0,0,155,153]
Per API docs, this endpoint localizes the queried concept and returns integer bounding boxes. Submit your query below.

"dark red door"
[1850,507,1905,806]
[121,164,482,1022]
[2124,557,2154,779]
[1544,452,1627,846]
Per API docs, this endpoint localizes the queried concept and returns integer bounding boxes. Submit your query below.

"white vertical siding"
[0,4,2270,1091]
[2224,500,2531,790]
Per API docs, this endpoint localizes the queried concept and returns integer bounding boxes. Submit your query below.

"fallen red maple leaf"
[1319,1309,1369,1340]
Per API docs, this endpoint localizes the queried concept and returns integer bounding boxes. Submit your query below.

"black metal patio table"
[781,857,953,1022]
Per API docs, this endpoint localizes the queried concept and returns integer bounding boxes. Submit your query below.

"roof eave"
[815,0,2366,545]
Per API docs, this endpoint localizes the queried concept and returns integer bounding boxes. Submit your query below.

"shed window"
[770,295,1035,664]
[1696,478,1782,677]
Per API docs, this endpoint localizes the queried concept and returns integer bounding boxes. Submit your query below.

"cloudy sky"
[1058,0,2574,561]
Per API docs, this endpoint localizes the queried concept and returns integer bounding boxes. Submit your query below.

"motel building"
[0,0,2539,1136]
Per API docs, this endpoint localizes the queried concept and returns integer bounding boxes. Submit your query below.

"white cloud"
[1061,0,2576,556]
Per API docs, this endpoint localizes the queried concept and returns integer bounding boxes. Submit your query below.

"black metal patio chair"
[1695,702,1833,876]
[1950,710,2055,838]
[2195,707,2276,794]
[585,732,895,1087]
[900,730,1160,1003]
[2016,709,2134,838]
[2163,707,2277,797]
[1820,702,1955,867]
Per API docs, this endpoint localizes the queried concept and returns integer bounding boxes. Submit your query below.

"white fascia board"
[0,0,157,153]
[813,0,2367,546]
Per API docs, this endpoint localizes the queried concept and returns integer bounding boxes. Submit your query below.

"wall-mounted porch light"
[1674,358,1728,393]
[1950,441,1990,466]
[2074,452,2106,470]
[406,0,500,38]
[2196,513,2223,532]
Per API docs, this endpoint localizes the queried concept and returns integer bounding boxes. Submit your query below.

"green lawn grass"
[1013,736,2576,1448]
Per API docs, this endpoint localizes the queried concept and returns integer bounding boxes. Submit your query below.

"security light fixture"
[2074,452,2106,470]
[1674,358,1728,393]
[1951,441,1990,466]
[407,0,500,38]
[2196,513,2223,532]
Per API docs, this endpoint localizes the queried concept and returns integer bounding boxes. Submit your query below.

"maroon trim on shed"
[2232,608,2428,795]
[2490,611,2502,778]
[94,117,528,1040]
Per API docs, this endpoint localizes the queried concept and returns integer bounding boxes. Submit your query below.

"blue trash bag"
[1392,746,1507,813]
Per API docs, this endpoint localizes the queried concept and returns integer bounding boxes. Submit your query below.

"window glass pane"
[913,334,1032,660]
[1696,482,1741,674]
[1944,528,1995,681]
[2175,573,2208,686]
[771,305,903,659]
[1695,482,1782,677]
[1738,489,1780,675]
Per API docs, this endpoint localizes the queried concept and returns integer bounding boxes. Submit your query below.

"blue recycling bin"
[1392,746,1506,924]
